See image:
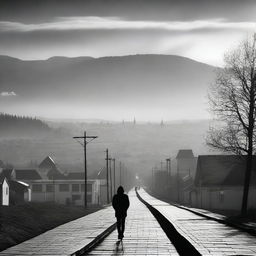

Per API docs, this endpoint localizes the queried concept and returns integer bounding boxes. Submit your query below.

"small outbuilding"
[0,176,9,206]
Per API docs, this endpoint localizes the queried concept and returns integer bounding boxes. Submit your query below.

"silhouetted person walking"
[112,186,130,240]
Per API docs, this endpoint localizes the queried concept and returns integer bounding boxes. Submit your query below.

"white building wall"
[28,179,101,206]
[24,188,31,202]
[2,179,9,206]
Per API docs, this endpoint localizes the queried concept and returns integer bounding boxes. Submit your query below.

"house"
[9,180,31,204]
[0,169,30,204]
[0,176,9,206]
[27,178,101,205]
[38,156,63,179]
[189,155,256,210]
[13,156,103,206]
[176,149,197,179]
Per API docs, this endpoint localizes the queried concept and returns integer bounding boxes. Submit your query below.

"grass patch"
[0,202,101,252]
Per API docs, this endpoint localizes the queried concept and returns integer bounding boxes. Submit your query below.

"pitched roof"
[9,180,29,190]
[195,155,256,187]
[0,175,8,185]
[38,156,56,169]
[65,172,85,180]
[176,149,194,159]
[0,169,14,180]
[15,169,42,180]
[47,167,66,180]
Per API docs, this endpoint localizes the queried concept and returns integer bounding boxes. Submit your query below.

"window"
[59,184,69,192]
[81,183,92,192]
[32,184,42,192]
[6,187,8,195]
[46,184,54,192]
[72,184,79,192]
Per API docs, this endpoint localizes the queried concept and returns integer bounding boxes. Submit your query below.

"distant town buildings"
[151,150,256,212]
[176,149,197,179]
[0,156,107,206]
[189,155,256,211]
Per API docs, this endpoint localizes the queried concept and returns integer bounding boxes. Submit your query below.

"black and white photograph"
[0,0,256,255]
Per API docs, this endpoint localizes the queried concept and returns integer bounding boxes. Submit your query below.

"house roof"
[38,156,56,169]
[194,155,256,187]
[9,180,29,190]
[15,169,42,180]
[176,149,194,159]
[47,167,66,180]
[0,175,8,185]
[0,169,14,180]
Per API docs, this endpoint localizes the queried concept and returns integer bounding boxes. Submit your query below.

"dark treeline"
[0,113,50,136]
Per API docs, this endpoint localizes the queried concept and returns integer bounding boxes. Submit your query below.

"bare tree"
[207,34,256,216]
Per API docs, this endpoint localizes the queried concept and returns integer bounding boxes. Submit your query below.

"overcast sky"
[0,0,256,66]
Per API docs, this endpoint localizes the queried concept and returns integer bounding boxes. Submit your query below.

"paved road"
[138,189,256,256]
[86,190,178,256]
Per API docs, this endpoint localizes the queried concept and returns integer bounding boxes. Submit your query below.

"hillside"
[0,113,50,137]
[0,54,217,120]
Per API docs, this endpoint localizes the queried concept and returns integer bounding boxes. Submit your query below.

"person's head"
[117,186,124,195]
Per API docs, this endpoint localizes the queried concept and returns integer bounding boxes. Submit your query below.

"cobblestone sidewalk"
[0,206,116,256]
[87,190,178,256]
[139,189,256,256]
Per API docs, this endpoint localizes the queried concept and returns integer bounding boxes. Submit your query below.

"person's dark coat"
[112,186,130,218]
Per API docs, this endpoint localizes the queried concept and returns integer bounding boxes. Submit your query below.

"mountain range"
[0,54,217,120]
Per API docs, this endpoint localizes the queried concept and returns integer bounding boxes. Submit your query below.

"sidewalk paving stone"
[138,189,256,256]
[86,190,179,256]
[0,206,116,255]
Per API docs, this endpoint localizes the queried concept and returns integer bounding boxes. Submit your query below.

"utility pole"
[109,157,113,199]
[105,149,110,204]
[73,131,98,208]
[152,167,154,191]
[113,158,116,194]
[119,161,122,185]
[166,158,171,176]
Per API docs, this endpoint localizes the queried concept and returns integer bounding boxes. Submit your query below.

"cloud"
[0,17,255,66]
[1,91,17,97]
[0,17,255,33]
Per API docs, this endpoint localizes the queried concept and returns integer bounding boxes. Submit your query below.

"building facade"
[186,155,256,211]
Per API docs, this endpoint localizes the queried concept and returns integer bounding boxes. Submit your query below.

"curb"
[136,189,201,256]
[171,203,256,237]
[70,222,116,256]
